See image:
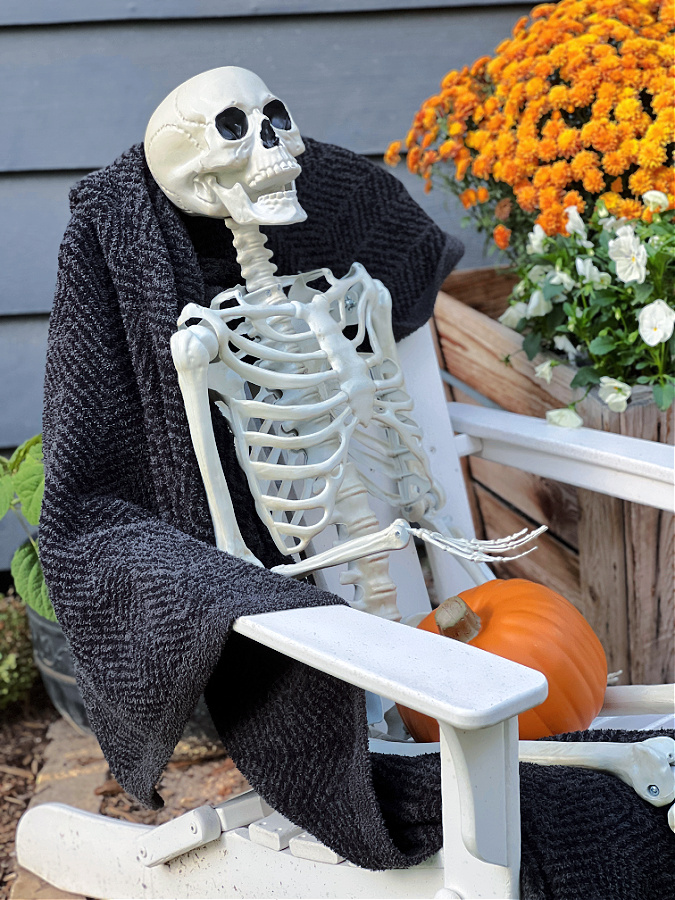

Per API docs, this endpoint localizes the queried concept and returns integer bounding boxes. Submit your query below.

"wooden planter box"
[433,267,674,686]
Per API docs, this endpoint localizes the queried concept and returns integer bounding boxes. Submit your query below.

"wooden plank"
[620,403,674,684]
[0,7,533,170]
[0,173,84,315]
[469,457,579,550]
[0,316,49,448]
[434,292,581,416]
[0,0,536,27]
[474,484,581,607]
[577,486,630,683]
[442,267,516,319]
[434,291,655,422]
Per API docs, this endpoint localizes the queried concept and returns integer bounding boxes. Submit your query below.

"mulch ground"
[98,755,250,826]
[0,688,58,900]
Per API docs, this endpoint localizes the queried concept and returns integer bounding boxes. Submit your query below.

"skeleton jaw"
[213,179,306,225]
[211,152,307,226]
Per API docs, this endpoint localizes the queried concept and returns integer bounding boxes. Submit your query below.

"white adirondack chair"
[16,322,674,900]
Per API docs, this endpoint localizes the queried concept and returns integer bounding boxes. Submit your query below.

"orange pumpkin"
[397,578,607,742]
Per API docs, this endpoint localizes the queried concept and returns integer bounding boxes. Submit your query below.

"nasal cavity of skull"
[215,107,248,141]
[260,119,280,149]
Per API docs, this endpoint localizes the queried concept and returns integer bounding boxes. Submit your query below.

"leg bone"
[519,736,675,827]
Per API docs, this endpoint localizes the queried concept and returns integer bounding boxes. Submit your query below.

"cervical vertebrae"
[148,66,540,621]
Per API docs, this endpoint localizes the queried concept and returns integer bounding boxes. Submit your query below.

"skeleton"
[146,66,541,622]
[144,67,675,822]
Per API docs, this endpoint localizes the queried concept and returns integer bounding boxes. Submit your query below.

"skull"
[145,67,306,226]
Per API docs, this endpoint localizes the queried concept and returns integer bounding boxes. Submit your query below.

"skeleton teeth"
[250,160,300,190]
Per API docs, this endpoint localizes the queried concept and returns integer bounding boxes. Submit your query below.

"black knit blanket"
[40,139,674,897]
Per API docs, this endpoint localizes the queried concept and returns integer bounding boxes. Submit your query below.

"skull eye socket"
[263,99,292,131]
[215,107,248,141]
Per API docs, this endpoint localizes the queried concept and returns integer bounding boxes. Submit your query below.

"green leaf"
[523,331,542,360]
[0,473,14,520]
[8,434,42,474]
[13,442,44,526]
[570,366,601,389]
[633,282,654,305]
[11,539,56,621]
[653,382,675,411]
[588,335,615,355]
[588,291,615,308]
[563,302,576,318]
[542,280,563,301]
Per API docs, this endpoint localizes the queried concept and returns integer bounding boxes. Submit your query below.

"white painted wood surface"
[234,606,547,730]
[449,402,674,511]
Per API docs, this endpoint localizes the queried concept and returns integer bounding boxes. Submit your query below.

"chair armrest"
[234,605,547,730]
[601,684,675,716]
[449,402,674,511]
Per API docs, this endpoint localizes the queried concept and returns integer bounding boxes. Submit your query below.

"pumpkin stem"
[434,595,482,643]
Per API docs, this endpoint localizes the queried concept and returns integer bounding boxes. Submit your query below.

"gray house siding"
[0,0,531,567]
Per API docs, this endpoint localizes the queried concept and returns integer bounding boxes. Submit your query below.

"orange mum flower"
[493,224,512,249]
[602,150,629,175]
[563,190,586,212]
[390,0,673,240]
[460,188,478,208]
[384,141,402,167]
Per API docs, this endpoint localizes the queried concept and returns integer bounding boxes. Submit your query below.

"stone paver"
[10,720,106,900]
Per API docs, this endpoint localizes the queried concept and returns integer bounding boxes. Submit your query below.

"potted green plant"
[0,435,90,732]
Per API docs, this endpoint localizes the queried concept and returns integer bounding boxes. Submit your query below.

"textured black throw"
[41,139,674,895]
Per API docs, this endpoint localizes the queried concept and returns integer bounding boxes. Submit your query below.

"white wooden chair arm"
[234,605,547,729]
[449,402,674,511]
[601,684,675,716]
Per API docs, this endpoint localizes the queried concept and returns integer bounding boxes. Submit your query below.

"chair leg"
[438,717,521,900]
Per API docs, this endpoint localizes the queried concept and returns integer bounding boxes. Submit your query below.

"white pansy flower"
[575,257,611,289]
[534,360,557,383]
[546,408,583,428]
[512,279,527,298]
[526,224,547,255]
[527,288,553,318]
[548,269,576,292]
[528,264,552,285]
[499,301,528,329]
[642,190,669,213]
[608,225,647,284]
[598,376,632,413]
[600,215,626,232]
[553,334,578,360]
[564,207,593,248]
[638,299,675,346]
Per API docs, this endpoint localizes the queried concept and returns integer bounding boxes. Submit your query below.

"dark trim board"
[1,0,533,27]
